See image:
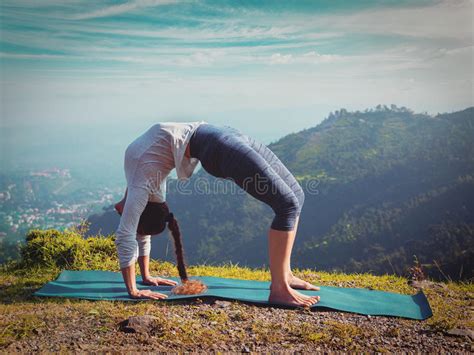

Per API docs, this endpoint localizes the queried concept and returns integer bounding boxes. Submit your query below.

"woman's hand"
[142,276,178,287]
[129,289,168,300]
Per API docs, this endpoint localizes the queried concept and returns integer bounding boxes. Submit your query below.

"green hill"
[270,106,474,280]
[86,106,474,281]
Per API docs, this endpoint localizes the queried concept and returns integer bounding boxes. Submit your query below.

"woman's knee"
[271,192,300,230]
[293,183,305,212]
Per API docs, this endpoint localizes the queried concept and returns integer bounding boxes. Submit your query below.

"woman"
[114,121,320,307]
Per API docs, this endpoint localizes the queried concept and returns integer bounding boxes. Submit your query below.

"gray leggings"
[189,123,304,231]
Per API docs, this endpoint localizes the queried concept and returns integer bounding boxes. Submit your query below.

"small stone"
[242,346,251,352]
[213,300,232,308]
[408,280,447,290]
[446,328,474,340]
[120,315,158,334]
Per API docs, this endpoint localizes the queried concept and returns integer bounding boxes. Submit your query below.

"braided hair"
[166,212,188,282]
[116,199,206,294]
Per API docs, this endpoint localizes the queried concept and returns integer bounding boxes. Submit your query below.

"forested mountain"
[87,106,474,280]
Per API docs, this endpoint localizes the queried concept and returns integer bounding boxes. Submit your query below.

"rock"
[446,328,474,340]
[213,300,232,308]
[120,315,158,334]
[408,280,447,290]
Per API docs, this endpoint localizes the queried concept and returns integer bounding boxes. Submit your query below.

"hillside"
[282,107,474,280]
[0,230,472,352]
[87,106,474,281]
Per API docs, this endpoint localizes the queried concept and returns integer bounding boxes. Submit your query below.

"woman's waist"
[189,124,244,157]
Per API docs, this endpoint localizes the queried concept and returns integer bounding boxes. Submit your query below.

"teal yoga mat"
[34,270,432,320]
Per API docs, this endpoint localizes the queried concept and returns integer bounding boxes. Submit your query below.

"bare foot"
[269,284,320,307]
[289,274,320,291]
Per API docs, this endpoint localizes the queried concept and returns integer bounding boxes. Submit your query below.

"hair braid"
[166,212,207,295]
[167,213,188,282]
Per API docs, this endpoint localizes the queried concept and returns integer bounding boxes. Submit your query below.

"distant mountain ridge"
[87,106,474,280]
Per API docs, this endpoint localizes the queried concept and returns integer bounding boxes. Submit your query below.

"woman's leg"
[268,223,319,306]
[284,216,319,291]
[219,138,319,306]
[246,139,319,291]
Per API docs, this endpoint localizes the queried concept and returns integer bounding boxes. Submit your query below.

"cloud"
[324,0,472,41]
[268,51,342,65]
[269,53,293,65]
[302,51,341,64]
[0,0,83,7]
[1,0,472,125]
[72,0,178,20]
[176,51,222,66]
[0,52,67,60]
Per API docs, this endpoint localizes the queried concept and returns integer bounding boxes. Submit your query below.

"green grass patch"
[0,314,45,347]
[18,229,117,271]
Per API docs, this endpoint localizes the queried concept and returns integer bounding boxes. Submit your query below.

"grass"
[0,229,472,350]
[0,314,45,347]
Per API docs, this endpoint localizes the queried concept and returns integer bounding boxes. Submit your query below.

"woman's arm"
[115,186,168,299]
[136,234,178,287]
[136,233,152,280]
[121,263,167,299]
[138,255,178,286]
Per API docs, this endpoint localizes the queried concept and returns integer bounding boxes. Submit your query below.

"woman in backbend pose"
[114,121,320,307]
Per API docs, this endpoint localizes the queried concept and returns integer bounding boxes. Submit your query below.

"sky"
[0,0,473,173]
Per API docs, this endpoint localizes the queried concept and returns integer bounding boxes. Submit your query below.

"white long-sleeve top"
[115,121,206,269]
